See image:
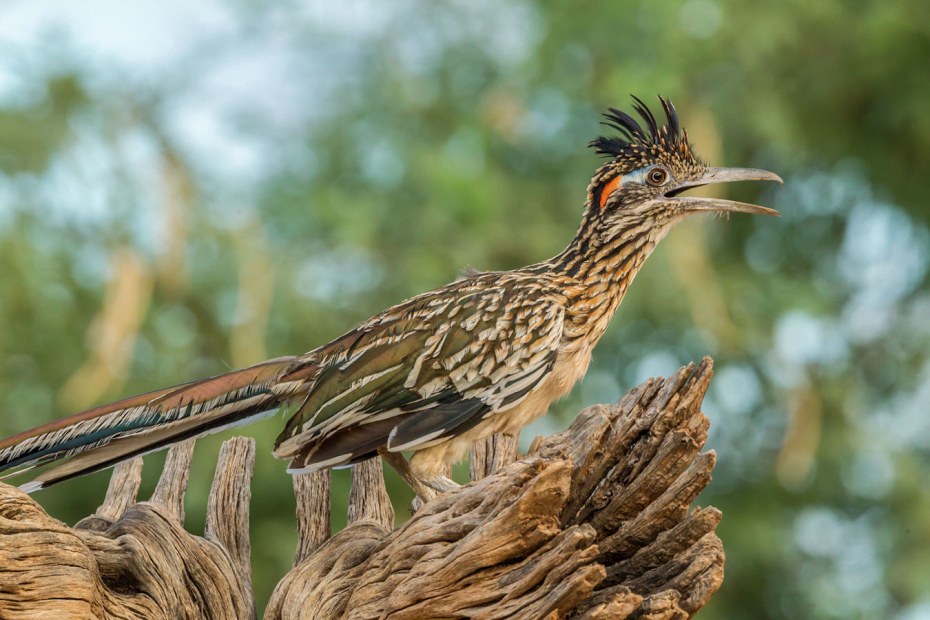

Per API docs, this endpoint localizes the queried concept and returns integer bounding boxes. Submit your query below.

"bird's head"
[585,96,781,237]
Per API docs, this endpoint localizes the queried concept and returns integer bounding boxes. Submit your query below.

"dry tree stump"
[0,359,722,619]
[0,438,256,620]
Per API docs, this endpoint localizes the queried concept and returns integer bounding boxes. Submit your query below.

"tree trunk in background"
[0,359,721,620]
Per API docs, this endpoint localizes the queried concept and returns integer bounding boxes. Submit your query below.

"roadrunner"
[0,96,780,499]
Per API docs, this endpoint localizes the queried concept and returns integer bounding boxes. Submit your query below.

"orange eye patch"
[598,175,622,209]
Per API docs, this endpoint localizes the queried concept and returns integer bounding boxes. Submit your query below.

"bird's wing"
[273,275,566,471]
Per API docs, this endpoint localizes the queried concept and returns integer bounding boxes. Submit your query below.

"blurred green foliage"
[0,1,928,617]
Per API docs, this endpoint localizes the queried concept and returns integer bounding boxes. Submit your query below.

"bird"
[0,96,781,501]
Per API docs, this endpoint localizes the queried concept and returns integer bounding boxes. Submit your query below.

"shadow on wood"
[0,359,721,619]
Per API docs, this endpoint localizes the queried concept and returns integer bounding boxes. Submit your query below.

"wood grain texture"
[151,439,195,523]
[93,457,143,522]
[268,358,722,619]
[0,438,256,620]
[205,436,257,603]
[292,470,331,566]
[470,432,519,480]
[348,456,394,529]
[0,359,722,619]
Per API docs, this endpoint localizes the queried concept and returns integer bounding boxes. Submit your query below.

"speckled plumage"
[0,96,780,496]
[273,271,567,470]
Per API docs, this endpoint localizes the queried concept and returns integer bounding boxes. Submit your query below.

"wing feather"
[387,399,489,452]
[274,275,566,471]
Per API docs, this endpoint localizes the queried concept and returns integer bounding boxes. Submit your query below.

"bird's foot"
[377,449,460,508]
[410,475,461,512]
[423,474,461,494]
[419,474,461,501]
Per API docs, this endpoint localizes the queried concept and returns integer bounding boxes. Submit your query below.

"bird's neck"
[547,210,664,346]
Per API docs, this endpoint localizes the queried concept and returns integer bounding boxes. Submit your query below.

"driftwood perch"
[0,437,256,619]
[0,359,721,619]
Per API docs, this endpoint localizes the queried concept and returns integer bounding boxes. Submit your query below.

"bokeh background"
[1,1,928,617]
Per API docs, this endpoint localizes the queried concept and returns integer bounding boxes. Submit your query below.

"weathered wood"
[268,359,721,619]
[0,438,257,619]
[94,457,143,521]
[0,359,723,619]
[292,470,331,565]
[348,456,394,529]
[151,439,196,522]
[205,436,257,603]
[470,431,520,480]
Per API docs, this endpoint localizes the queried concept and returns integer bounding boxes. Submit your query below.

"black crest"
[589,96,688,159]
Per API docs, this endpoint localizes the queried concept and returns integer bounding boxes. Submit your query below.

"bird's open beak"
[662,167,783,217]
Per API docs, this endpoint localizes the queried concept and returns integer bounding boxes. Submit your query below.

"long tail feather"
[0,356,308,491]
[20,393,279,492]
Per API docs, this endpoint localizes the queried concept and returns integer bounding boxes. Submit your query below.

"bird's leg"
[377,449,435,504]
[410,445,462,496]
[377,449,461,506]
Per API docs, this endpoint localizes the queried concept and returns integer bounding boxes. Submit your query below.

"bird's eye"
[646,167,669,186]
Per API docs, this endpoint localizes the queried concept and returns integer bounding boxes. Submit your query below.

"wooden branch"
[205,436,257,603]
[91,457,143,523]
[470,432,519,480]
[268,358,721,619]
[348,456,394,529]
[0,438,257,619]
[292,470,331,566]
[0,358,723,619]
[151,439,196,522]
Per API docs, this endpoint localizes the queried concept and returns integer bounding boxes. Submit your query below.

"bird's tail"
[0,356,309,492]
